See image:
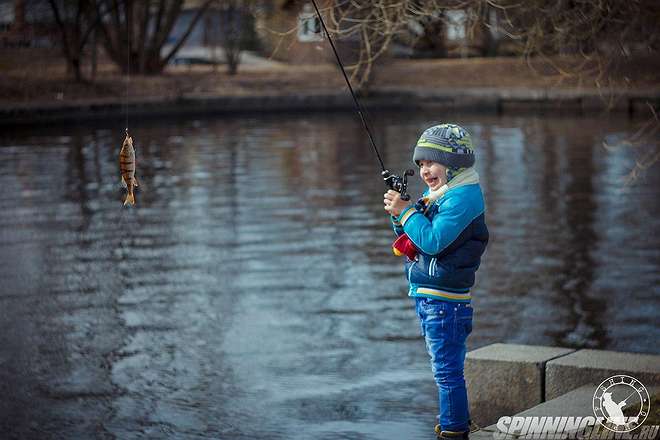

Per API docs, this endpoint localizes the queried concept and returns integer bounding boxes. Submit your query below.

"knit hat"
[412,123,475,169]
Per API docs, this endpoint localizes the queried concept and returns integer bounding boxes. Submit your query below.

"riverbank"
[1,51,659,124]
[3,87,660,126]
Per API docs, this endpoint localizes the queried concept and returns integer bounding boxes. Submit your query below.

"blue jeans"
[415,297,473,432]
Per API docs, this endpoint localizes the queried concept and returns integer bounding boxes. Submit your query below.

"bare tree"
[320,0,659,87]
[204,0,256,75]
[45,0,215,78]
[13,0,27,33]
[47,0,102,82]
[89,0,213,75]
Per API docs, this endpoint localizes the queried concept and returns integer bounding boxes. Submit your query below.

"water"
[0,111,658,439]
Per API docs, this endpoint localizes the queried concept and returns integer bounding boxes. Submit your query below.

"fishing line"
[309,0,386,172]
[125,4,130,135]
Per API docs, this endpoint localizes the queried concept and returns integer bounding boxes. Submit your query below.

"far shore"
[2,86,659,126]
[2,52,659,125]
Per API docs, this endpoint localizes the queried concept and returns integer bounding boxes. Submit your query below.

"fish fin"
[121,176,127,189]
[123,192,135,206]
[133,177,139,187]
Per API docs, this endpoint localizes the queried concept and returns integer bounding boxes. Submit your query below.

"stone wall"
[465,343,660,428]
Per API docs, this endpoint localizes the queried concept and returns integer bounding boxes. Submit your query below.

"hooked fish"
[119,133,139,206]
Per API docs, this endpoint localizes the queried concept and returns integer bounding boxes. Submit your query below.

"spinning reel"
[382,169,415,201]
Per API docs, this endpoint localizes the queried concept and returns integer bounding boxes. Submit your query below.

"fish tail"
[123,192,135,206]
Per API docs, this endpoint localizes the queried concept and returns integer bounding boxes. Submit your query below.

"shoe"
[434,424,469,439]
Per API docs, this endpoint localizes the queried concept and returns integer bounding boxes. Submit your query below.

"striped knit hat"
[413,123,475,169]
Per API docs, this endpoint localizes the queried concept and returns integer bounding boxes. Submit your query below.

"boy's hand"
[384,190,409,217]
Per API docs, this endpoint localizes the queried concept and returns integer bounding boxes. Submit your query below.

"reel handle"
[382,169,415,201]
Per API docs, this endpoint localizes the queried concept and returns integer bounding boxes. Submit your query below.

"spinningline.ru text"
[494,416,659,439]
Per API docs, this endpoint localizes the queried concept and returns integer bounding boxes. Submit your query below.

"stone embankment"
[466,343,660,439]
[2,88,659,126]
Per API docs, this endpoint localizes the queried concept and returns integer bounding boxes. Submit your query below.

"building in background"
[256,0,349,65]
[166,0,259,67]
[257,0,513,64]
[0,0,56,48]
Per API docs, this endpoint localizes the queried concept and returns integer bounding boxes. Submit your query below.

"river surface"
[0,111,658,439]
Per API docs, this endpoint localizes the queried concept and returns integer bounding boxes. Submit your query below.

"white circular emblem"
[592,374,650,432]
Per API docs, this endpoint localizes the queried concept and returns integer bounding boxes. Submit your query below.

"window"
[0,2,14,27]
[297,3,322,42]
[445,10,467,41]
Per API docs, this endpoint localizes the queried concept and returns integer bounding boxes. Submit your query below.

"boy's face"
[418,160,447,191]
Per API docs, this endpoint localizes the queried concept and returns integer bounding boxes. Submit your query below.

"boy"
[383,123,489,439]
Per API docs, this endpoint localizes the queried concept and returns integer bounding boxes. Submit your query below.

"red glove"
[392,233,418,260]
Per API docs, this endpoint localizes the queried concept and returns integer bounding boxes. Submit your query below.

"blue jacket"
[392,184,488,302]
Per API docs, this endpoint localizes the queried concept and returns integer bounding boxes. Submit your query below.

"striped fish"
[119,133,139,206]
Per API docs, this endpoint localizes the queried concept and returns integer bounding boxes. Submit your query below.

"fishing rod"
[620,388,639,405]
[309,0,414,201]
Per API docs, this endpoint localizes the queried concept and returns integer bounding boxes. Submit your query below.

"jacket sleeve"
[396,195,472,255]
[391,215,405,236]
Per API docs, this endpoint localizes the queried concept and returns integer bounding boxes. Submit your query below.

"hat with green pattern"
[413,123,475,168]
